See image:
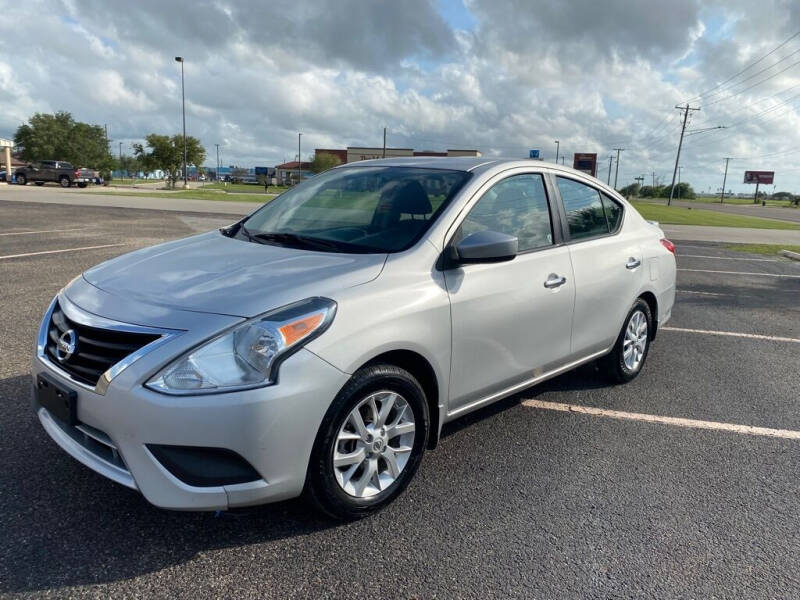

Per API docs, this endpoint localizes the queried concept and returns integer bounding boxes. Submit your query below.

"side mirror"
[455,230,518,264]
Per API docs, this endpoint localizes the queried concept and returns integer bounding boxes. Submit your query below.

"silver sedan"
[32,157,676,518]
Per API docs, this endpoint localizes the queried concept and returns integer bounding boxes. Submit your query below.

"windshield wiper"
[246,231,383,253]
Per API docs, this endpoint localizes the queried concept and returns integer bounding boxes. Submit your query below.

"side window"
[556,177,609,240]
[601,194,623,232]
[461,174,553,252]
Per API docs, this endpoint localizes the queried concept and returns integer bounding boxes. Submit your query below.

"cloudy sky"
[2,0,800,193]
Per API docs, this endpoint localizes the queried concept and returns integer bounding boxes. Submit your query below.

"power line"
[684,29,800,103]
[701,55,800,108]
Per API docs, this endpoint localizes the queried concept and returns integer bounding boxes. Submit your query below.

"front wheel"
[16,174,26,185]
[306,364,429,519]
[599,298,652,383]
[59,176,71,188]
[77,182,87,188]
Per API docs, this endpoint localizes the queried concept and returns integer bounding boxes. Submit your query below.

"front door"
[444,172,575,415]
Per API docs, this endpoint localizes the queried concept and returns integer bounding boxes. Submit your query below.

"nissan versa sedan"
[33,157,676,518]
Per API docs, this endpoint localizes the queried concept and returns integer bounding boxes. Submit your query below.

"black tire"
[306,364,429,519]
[16,174,26,185]
[599,298,653,384]
[34,181,44,186]
[59,176,71,188]
[77,182,87,188]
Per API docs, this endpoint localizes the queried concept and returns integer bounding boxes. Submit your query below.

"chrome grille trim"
[37,293,183,395]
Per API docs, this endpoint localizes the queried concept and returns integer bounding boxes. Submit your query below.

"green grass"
[202,182,290,194]
[630,201,800,230]
[94,190,275,202]
[723,243,800,256]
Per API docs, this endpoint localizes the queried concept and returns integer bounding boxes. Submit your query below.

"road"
[1,200,800,598]
[669,198,800,224]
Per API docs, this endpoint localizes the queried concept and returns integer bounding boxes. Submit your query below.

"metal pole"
[297,133,302,184]
[607,155,613,185]
[554,140,560,164]
[175,57,188,189]
[754,181,760,204]
[720,157,730,203]
[118,142,122,178]
[383,127,386,158]
[668,103,699,206]
[613,148,624,189]
[215,144,220,181]
[561,156,565,165]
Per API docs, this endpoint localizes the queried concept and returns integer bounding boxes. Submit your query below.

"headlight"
[146,297,336,394]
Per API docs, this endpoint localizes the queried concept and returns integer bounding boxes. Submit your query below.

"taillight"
[660,238,676,254]
[74,170,81,178]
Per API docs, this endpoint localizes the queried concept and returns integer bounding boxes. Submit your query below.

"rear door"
[444,171,575,414]
[553,176,645,357]
[38,161,56,182]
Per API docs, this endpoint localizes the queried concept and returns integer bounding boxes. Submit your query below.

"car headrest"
[377,180,432,215]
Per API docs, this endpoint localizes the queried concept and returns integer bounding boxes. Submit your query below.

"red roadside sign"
[743,171,774,184]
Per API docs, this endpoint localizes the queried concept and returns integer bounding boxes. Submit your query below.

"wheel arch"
[638,290,659,340]
[357,349,442,449]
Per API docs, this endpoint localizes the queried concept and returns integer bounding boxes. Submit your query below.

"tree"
[133,134,205,188]
[310,152,342,173]
[661,182,696,199]
[619,183,640,197]
[14,111,113,174]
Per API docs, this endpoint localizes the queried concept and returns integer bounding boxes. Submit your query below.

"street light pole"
[118,142,122,178]
[554,140,560,164]
[215,144,220,181]
[175,56,188,189]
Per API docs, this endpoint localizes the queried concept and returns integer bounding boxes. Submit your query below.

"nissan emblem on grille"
[56,329,77,362]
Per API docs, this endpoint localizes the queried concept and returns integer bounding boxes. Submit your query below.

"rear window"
[556,177,608,240]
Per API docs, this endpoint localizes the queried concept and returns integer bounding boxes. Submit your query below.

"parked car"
[32,158,676,518]
[15,161,97,188]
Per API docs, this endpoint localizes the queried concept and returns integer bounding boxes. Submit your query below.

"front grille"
[45,301,161,387]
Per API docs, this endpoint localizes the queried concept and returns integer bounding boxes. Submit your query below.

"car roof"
[336,156,599,179]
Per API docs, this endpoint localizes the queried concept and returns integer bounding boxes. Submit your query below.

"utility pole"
[215,144,220,181]
[383,127,386,158]
[613,148,624,189]
[174,57,188,188]
[297,132,302,184]
[606,155,614,185]
[118,142,122,178]
[554,140,560,164]
[668,103,700,205]
[652,171,656,188]
[561,156,565,165]
[720,157,731,203]
[635,175,645,190]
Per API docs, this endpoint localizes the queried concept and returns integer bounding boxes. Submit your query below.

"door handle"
[626,257,641,270]
[543,274,567,289]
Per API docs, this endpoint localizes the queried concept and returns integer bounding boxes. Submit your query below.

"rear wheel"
[77,182,87,188]
[16,173,26,185]
[306,364,429,519]
[59,175,71,188]
[599,298,652,383]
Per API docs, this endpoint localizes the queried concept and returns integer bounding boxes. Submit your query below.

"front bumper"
[32,298,350,511]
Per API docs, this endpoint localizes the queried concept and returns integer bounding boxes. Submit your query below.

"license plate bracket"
[36,373,78,425]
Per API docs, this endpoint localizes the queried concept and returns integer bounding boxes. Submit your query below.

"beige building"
[332,147,481,165]
[1,138,13,183]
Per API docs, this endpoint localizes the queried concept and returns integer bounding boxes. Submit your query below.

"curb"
[779,249,800,261]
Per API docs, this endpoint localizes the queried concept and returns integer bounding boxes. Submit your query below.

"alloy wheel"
[623,309,648,371]
[333,391,416,498]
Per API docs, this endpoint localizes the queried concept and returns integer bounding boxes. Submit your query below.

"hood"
[83,231,387,318]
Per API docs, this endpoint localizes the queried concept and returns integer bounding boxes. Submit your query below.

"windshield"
[240,166,471,253]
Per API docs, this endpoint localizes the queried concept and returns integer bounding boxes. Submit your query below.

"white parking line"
[676,289,730,296]
[678,254,780,262]
[662,326,800,344]
[678,268,800,278]
[0,243,127,261]
[522,399,800,440]
[0,227,87,237]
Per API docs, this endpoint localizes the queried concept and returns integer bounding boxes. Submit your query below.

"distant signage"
[254,166,268,175]
[573,153,598,177]
[743,170,774,184]
[529,149,540,159]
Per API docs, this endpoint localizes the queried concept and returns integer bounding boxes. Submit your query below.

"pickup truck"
[15,161,97,188]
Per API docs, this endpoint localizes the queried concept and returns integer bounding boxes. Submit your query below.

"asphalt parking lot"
[1,199,800,598]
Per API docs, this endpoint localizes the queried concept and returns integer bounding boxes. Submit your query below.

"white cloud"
[1,0,800,192]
